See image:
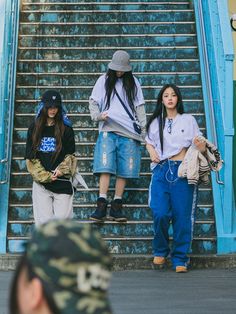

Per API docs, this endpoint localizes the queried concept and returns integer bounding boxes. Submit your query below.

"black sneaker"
[109,199,127,222]
[90,197,108,222]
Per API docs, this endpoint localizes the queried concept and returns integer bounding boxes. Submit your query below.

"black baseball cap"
[41,90,62,108]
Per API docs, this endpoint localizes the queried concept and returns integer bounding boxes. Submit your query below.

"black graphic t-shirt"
[25,122,75,194]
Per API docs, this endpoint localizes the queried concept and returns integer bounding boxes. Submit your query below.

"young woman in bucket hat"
[89,50,146,222]
[25,90,77,225]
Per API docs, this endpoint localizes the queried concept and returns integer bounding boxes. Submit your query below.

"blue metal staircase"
[0,0,235,260]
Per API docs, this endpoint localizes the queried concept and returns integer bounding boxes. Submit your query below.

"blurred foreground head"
[9,219,112,314]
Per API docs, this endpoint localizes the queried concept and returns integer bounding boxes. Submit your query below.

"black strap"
[114,88,135,121]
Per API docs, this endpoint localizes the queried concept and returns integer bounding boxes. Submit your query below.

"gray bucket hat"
[108,50,132,72]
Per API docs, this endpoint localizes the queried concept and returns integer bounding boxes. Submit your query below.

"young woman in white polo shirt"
[89,50,146,222]
[146,84,206,272]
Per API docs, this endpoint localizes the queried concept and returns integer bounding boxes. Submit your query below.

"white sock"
[114,195,122,200]
[99,194,107,199]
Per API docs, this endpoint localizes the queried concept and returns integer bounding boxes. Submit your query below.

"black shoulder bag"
[114,88,141,135]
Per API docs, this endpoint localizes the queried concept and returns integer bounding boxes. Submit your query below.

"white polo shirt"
[90,74,145,134]
[145,113,202,165]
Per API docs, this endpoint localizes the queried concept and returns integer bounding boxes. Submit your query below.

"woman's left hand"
[193,136,206,153]
[52,169,63,180]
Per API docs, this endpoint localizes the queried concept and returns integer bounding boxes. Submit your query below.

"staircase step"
[19,22,195,36]
[7,221,216,239]
[17,73,201,88]
[22,3,191,11]
[9,204,214,221]
[15,88,203,102]
[6,237,216,254]
[20,11,194,24]
[14,99,204,115]
[18,46,198,60]
[17,59,200,74]
[9,188,213,206]
[18,35,197,49]
[2,253,236,271]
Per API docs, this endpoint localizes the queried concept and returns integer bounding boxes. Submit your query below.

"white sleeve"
[134,76,145,107]
[89,75,106,109]
[136,104,146,129]
[145,121,158,146]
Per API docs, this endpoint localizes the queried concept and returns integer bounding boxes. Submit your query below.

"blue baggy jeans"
[149,160,197,268]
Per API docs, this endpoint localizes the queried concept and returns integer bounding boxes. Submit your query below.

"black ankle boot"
[90,197,108,222]
[109,199,127,222]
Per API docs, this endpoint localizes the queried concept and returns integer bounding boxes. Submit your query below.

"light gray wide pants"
[32,181,73,226]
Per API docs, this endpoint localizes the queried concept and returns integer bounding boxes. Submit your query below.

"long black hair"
[9,253,60,314]
[32,106,65,163]
[146,84,184,152]
[104,69,137,113]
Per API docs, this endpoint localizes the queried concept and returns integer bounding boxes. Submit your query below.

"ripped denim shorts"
[93,131,141,178]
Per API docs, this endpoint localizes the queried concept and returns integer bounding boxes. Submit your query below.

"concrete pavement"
[1,269,236,314]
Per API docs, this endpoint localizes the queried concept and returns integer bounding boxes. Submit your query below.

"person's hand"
[193,136,206,153]
[51,169,63,180]
[150,150,160,163]
[146,144,160,163]
[100,111,109,121]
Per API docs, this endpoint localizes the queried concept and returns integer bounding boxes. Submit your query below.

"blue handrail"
[0,0,20,253]
[193,0,236,253]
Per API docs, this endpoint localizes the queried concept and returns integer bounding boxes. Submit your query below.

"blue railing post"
[0,0,20,253]
[193,0,236,253]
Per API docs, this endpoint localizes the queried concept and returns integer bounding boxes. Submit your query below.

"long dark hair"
[32,106,65,163]
[146,84,184,152]
[104,69,137,113]
[9,254,60,314]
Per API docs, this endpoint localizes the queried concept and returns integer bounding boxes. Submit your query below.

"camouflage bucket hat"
[26,220,113,314]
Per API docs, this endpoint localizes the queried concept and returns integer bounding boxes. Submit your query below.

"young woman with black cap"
[25,90,76,225]
[89,50,146,222]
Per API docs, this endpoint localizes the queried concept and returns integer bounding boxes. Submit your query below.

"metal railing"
[195,1,224,185]
[0,0,20,185]
[193,0,235,252]
[0,0,20,253]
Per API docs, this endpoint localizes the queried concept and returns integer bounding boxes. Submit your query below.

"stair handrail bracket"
[193,0,236,253]
[0,0,20,253]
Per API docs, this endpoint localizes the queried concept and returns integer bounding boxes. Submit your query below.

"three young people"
[26,51,205,272]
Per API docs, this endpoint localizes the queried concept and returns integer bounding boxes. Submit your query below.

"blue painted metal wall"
[194,0,236,253]
[0,0,20,253]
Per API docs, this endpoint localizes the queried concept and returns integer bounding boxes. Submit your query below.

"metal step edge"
[20,21,194,25]
[7,236,216,241]
[12,156,208,161]
[14,112,205,117]
[16,71,201,76]
[10,167,207,176]
[22,2,190,5]
[20,9,194,13]
[17,58,199,62]
[19,33,196,38]
[13,126,206,131]
[10,172,155,176]
[16,85,202,89]
[9,203,214,208]
[10,187,212,192]
[15,99,204,103]
[13,135,206,145]
[8,220,215,224]
[18,46,198,50]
